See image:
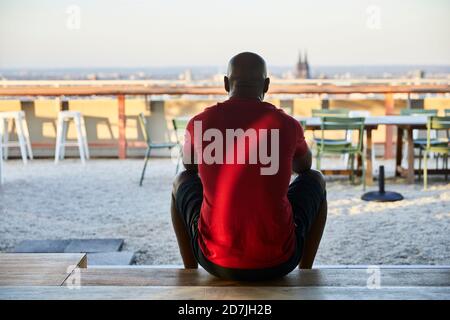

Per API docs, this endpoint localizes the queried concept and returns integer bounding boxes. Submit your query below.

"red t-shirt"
[184,97,308,269]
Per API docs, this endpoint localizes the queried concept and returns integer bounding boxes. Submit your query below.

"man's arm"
[182,143,198,172]
[292,147,312,174]
[182,118,198,172]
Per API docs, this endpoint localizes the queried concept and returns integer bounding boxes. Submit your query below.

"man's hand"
[292,147,312,174]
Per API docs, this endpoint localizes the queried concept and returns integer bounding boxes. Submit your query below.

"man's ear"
[224,76,230,92]
[263,77,270,93]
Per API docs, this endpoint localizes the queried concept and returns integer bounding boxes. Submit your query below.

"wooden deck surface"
[2,285,449,300]
[64,267,450,287]
[0,254,449,300]
[0,253,87,286]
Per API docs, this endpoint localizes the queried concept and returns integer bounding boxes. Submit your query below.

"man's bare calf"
[298,169,327,269]
[171,170,198,269]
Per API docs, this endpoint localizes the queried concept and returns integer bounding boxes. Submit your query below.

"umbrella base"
[361,191,404,202]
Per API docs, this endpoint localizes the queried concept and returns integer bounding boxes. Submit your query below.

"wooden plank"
[0,253,87,269]
[0,84,449,97]
[321,169,363,176]
[88,264,450,269]
[0,273,74,286]
[1,285,448,300]
[63,268,450,287]
[0,253,87,286]
[397,168,449,176]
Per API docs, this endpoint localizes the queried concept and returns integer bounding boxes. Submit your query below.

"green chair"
[400,108,438,146]
[312,109,350,145]
[445,110,450,139]
[400,109,438,115]
[422,116,450,189]
[401,109,440,174]
[138,113,178,186]
[316,116,366,189]
[312,108,349,117]
[299,120,307,129]
[172,117,190,174]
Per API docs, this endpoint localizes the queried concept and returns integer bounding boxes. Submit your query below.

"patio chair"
[138,113,177,186]
[348,110,376,173]
[312,108,350,164]
[400,108,438,146]
[422,116,450,189]
[172,118,190,174]
[299,120,307,129]
[316,116,366,189]
[400,109,439,171]
[311,108,349,117]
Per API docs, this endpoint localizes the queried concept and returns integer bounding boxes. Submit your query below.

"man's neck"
[229,93,264,101]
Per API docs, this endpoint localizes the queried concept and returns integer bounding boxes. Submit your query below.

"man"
[171,52,327,281]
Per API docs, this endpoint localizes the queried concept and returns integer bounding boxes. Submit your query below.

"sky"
[0,0,449,68]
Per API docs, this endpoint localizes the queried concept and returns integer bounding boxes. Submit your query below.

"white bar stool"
[54,111,89,164]
[0,111,33,164]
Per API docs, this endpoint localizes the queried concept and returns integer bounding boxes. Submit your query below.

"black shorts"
[175,171,326,281]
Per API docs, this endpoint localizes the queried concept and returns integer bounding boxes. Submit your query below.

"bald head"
[224,52,270,101]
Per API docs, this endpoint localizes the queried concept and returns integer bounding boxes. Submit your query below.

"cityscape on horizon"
[1,64,449,81]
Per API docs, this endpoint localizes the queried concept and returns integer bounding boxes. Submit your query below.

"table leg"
[365,128,373,186]
[118,95,126,159]
[395,127,403,177]
[357,138,363,175]
[406,127,415,184]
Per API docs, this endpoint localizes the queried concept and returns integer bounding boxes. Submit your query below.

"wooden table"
[298,115,446,184]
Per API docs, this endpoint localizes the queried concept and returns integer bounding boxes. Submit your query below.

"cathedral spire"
[296,49,311,79]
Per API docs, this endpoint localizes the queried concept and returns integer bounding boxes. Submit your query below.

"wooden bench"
[0,254,449,300]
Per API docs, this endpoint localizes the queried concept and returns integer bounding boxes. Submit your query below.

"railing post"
[117,94,127,159]
[384,93,394,159]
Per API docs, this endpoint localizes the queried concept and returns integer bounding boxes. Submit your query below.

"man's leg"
[171,170,199,269]
[299,199,327,269]
[297,170,328,269]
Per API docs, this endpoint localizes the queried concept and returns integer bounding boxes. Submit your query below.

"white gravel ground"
[0,158,449,265]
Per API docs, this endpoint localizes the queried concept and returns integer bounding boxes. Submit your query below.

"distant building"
[296,50,311,79]
[410,69,426,79]
[179,69,192,82]
[86,73,97,80]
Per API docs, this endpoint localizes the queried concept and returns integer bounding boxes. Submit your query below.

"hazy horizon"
[2,64,449,81]
[1,63,450,70]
